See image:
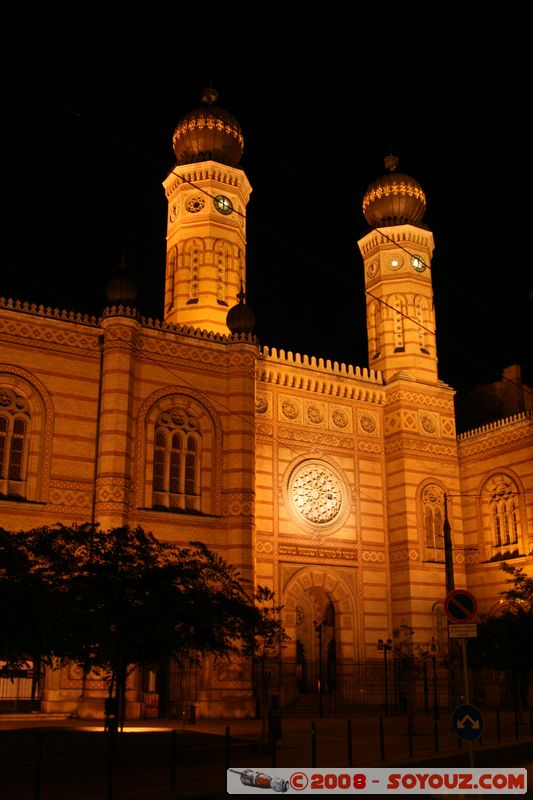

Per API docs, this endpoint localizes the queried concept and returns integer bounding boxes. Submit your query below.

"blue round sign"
[451,704,484,741]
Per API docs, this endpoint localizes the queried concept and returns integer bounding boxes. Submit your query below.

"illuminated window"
[0,388,29,499]
[485,474,522,561]
[151,408,200,512]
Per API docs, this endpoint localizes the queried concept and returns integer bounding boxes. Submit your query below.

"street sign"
[448,623,477,638]
[444,589,478,623]
[451,703,484,741]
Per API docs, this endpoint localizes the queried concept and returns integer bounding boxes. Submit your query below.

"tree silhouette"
[0,523,268,726]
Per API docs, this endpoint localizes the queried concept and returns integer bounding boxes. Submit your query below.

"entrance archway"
[282,567,358,701]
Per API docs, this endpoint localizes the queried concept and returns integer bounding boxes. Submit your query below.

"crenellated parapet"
[257,345,384,402]
[164,165,247,197]
[457,408,533,440]
[0,296,260,347]
[0,296,99,325]
[358,227,434,256]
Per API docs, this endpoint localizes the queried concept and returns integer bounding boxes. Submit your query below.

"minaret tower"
[358,156,437,384]
[162,89,252,334]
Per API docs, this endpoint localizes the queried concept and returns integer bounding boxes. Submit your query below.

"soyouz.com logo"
[227,767,527,794]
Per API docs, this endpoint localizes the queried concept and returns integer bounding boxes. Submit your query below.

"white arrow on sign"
[457,714,480,729]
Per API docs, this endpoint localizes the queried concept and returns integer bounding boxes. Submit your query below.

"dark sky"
[2,5,531,396]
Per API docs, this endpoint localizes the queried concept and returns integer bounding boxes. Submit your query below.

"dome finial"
[202,87,218,105]
[362,157,427,227]
[173,90,243,167]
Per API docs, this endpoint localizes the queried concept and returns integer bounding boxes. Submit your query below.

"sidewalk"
[0,710,531,798]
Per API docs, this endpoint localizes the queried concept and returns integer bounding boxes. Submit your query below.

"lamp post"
[314,620,326,718]
[431,638,439,720]
[377,638,393,715]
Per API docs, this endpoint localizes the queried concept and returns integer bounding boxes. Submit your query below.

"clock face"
[386,255,403,271]
[213,195,233,215]
[410,254,426,272]
[289,461,344,526]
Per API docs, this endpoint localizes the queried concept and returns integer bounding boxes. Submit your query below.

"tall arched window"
[422,485,445,562]
[368,300,380,360]
[392,295,405,351]
[415,297,429,353]
[151,408,201,512]
[215,242,228,304]
[0,388,30,499]
[485,474,522,560]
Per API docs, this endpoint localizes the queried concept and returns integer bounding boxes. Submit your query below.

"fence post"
[347,719,352,767]
[225,726,231,771]
[379,716,385,761]
[169,729,177,791]
[106,728,116,799]
[311,721,317,767]
[33,733,43,800]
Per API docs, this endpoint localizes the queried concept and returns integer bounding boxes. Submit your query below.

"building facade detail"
[0,92,531,720]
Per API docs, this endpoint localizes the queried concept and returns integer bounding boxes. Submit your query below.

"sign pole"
[460,636,475,768]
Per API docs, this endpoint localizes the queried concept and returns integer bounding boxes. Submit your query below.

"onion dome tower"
[162,90,252,334]
[172,87,244,167]
[357,155,437,383]
[226,287,256,334]
[362,155,426,228]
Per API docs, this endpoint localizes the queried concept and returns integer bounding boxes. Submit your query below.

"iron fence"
[252,658,515,717]
[0,663,41,712]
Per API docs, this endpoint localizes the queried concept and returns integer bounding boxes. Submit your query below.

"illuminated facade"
[0,91,532,718]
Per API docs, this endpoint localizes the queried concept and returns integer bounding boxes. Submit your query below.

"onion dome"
[105,254,138,307]
[226,288,256,334]
[362,155,426,227]
[172,88,244,167]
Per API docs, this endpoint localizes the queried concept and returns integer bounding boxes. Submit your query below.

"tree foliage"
[468,562,533,707]
[0,523,277,675]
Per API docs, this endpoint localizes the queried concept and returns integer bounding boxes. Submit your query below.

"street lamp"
[430,638,439,720]
[314,620,327,718]
[377,638,393,715]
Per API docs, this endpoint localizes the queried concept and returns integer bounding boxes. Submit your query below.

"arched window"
[215,242,228,304]
[392,296,405,351]
[184,239,203,302]
[422,485,445,562]
[368,300,380,360]
[151,408,201,512]
[415,297,429,353]
[0,388,30,499]
[485,474,522,560]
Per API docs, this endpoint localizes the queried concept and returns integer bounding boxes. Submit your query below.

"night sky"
[2,6,531,397]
